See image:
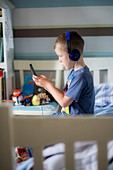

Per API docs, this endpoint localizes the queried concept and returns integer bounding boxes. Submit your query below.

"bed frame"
[14,57,113,88]
[0,105,113,170]
[84,57,113,86]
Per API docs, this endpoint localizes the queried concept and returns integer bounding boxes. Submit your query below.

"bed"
[0,105,113,170]
[1,57,113,170]
[13,57,113,116]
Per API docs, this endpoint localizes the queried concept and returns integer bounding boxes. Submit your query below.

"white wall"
[12,6,113,28]
[12,6,113,59]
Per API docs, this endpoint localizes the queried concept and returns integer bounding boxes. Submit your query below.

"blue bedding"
[94,82,113,115]
[94,106,113,115]
[16,158,34,170]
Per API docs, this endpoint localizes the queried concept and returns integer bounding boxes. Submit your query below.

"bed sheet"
[94,82,113,116]
[94,106,113,115]
[16,158,34,170]
[94,82,113,108]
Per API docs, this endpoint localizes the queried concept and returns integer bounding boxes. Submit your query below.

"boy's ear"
[66,32,80,61]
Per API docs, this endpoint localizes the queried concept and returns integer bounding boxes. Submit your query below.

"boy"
[33,30,95,115]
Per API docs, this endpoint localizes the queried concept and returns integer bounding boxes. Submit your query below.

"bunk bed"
[1,57,113,170]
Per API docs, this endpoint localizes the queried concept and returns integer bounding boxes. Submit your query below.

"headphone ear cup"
[69,49,80,61]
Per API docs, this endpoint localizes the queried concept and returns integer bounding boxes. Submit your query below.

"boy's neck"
[73,56,86,71]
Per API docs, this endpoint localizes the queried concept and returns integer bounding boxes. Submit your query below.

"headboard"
[85,57,113,86]
[14,58,113,90]
[13,60,64,89]
[64,57,113,86]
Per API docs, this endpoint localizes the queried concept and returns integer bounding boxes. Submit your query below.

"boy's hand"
[32,75,52,90]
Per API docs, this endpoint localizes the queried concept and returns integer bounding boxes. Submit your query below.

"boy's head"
[54,30,84,61]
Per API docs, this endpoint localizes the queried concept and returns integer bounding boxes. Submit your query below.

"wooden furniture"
[0,105,113,170]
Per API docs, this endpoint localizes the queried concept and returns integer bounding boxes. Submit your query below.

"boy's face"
[55,43,74,69]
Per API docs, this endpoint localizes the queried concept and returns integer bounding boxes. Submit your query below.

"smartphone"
[29,64,37,76]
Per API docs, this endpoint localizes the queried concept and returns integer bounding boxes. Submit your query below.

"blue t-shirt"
[63,66,95,115]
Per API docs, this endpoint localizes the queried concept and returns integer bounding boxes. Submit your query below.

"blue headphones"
[66,32,80,61]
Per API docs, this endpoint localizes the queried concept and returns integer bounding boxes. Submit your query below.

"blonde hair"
[54,30,84,55]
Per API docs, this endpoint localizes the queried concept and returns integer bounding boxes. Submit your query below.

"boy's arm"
[46,83,73,108]
[33,74,73,107]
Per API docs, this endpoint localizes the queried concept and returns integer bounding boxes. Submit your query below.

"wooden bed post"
[98,141,108,170]
[65,142,75,170]
[0,105,16,170]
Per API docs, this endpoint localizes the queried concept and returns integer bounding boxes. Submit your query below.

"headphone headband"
[66,32,80,61]
[66,32,71,54]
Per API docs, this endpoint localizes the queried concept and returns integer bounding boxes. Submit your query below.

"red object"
[17,147,30,161]
[21,94,33,101]
[0,70,3,77]
[12,89,21,97]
